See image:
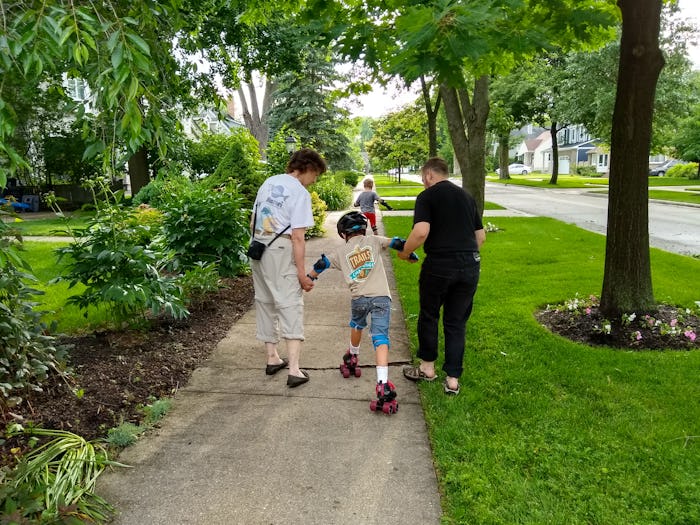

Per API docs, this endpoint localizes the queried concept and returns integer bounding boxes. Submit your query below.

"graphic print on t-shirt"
[347,244,375,281]
[258,184,289,233]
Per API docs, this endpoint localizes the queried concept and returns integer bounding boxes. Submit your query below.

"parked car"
[495,163,530,175]
[649,159,684,177]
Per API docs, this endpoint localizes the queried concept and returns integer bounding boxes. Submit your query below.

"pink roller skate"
[339,350,361,378]
[370,381,399,415]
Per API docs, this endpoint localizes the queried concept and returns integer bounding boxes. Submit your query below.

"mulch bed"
[1,276,254,469]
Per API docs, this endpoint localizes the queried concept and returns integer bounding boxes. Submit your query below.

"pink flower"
[585,307,591,315]
[635,331,642,341]
[670,319,678,327]
[684,330,697,342]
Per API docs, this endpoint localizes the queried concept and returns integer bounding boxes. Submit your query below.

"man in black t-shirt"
[398,157,485,395]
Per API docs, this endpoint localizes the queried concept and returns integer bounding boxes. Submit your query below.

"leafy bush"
[3,425,116,523]
[576,165,600,177]
[333,170,362,188]
[667,162,699,180]
[187,132,235,178]
[125,204,164,245]
[204,128,265,209]
[178,262,221,306]
[52,182,187,325]
[307,191,327,239]
[160,182,250,277]
[311,174,353,211]
[0,216,68,409]
[265,128,300,177]
[132,173,192,208]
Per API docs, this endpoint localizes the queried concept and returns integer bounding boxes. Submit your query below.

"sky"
[347,1,700,118]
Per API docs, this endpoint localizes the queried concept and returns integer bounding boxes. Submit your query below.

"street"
[485,182,700,256]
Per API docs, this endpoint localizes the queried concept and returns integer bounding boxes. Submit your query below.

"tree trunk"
[440,75,489,217]
[128,147,150,196]
[600,0,664,317]
[549,122,559,185]
[238,76,276,160]
[498,133,510,180]
[420,75,442,157]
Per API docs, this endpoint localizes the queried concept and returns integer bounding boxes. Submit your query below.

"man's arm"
[397,221,430,260]
[476,228,486,248]
[291,227,314,291]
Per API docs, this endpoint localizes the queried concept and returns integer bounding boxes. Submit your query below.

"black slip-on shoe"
[287,373,309,388]
[266,358,289,376]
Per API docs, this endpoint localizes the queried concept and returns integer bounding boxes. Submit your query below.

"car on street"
[495,163,530,175]
[649,159,684,176]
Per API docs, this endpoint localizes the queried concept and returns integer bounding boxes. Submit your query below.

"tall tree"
[189,7,313,159]
[600,0,665,317]
[0,1,217,193]
[308,0,619,215]
[366,103,429,175]
[267,47,353,169]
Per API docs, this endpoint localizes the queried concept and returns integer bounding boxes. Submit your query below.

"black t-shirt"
[413,180,483,256]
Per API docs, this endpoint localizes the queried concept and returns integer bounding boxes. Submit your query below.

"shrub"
[132,173,192,209]
[160,182,250,277]
[576,165,599,177]
[333,170,362,188]
[311,174,353,211]
[177,261,221,306]
[265,128,300,177]
[667,162,699,180]
[125,204,164,245]
[187,132,234,178]
[204,127,265,209]
[0,215,68,409]
[306,191,327,239]
[52,181,188,325]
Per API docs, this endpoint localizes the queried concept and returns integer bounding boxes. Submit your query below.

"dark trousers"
[417,252,480,378]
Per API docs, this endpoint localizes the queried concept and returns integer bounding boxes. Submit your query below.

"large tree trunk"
[440,75,489,216]
[549,122,559,185]
[420,75,442,157]
[128,147,150,196]
[238,76,276,160]
[600,0,664,317]
[498,133,510,180]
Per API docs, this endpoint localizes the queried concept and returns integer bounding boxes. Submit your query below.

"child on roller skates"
[354,178,392,235]
[306,211,417,414]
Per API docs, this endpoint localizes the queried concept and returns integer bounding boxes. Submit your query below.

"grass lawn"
[2,212,92,236]
[647,189,700,205]
[372,174,423,187]
[384,215,700,524]
[486,174,610,188]
[22,241,113,333]
[383,199,505,211]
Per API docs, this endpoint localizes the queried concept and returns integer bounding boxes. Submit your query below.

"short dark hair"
[287,148,327,175]
[421,157,449,176]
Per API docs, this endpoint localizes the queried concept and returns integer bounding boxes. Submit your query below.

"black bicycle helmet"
[337,211,368,238]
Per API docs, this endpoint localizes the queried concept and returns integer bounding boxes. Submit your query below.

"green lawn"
[22,241,113,333]
[647,189,700,205]
[383,199,505,211]
[2,212,92,236]
[384,216,700,524]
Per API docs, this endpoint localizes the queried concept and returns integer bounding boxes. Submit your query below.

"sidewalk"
[96,210,442,524]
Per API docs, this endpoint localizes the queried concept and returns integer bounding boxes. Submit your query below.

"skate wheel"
[354,367,362,378]
[382,403,391,414]
[340,365,350,378]
[370,400,378,411]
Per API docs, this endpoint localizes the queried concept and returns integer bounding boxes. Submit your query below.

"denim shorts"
[349,295,391,348]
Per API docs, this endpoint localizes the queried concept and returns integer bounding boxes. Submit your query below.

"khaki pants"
[251,236,305,342]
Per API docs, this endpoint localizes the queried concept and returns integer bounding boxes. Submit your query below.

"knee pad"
[371,334,390,349]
